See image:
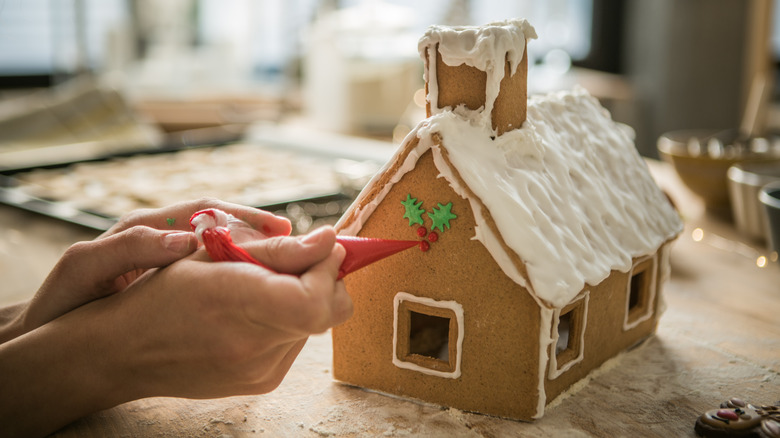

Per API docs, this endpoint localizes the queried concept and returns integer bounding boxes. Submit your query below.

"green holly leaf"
[428,202,457,232]
[401,194,425,226]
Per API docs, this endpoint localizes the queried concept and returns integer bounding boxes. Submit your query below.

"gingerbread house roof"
[336,19,682,309]
[337,86,682,309]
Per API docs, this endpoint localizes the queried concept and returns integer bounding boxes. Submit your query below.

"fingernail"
[164,232,194,253]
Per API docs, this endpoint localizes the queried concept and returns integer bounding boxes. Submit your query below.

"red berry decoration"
[419,240,430,252]
[417,226,428,237]
[427,231,438,242]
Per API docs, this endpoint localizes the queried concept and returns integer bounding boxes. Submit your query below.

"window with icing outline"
[623,256,657,330]
[548,292,589,379]
[392,292,464,379]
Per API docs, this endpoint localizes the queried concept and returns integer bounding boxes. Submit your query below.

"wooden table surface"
[1,160,778,437]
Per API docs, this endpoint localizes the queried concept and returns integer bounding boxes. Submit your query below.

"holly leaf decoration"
[401,194,425,226]
[428,202,457,232]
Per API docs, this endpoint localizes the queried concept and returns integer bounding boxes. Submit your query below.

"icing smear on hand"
[190,209,268,267]
[190,208,228,243]
[191,209,267,245]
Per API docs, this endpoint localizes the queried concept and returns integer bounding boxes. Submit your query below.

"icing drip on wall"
[418,19,537,127]
[536,306,554,418]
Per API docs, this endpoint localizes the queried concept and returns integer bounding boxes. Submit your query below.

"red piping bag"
[190,209,418,279]
[334,236,418,279]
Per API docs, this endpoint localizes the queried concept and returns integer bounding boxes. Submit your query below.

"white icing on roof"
[421,87,682,308]
[338,87,682,309]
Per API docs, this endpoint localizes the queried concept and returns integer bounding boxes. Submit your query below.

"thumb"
[27,226,197,328]
[243,227,337,275]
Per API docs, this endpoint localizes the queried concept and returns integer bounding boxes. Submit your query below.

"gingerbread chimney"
[418,20,537,136]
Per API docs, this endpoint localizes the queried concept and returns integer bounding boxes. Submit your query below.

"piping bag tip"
[190,209,418,279]
[336,236,419,279]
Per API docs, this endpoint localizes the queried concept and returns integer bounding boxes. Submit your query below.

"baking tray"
[0,131,359,232]
[0,173,353,233]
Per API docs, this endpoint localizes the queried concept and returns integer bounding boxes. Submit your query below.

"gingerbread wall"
[333,149,543,420]
[543,245,671,403]
[333,139,673,420]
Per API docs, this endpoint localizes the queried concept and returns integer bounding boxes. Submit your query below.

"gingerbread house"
[332,19,683,421]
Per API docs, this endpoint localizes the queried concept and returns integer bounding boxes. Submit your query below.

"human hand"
[91,225,351,400]
[3,198,292,343]
[0,217,350,437]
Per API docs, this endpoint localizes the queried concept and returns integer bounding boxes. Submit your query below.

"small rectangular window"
[409,311,450,361]
[549,292,589,379]
[623,256,657,330]
[628,270,646,311]
[393,292,464,379]
[555,311,573,356]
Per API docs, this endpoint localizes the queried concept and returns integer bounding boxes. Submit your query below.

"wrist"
[0,299,139,437]
[69,299,142,409]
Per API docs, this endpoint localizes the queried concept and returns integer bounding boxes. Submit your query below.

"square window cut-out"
[625,257,656,328]
[555,301,584,366]
[555,311,573,356]
[628,272,645,310]
[396,299,459,374]
[549,292,589,379]
[410,311,450,361]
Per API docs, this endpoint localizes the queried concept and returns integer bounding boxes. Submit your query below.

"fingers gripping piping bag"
[190,209,419,279]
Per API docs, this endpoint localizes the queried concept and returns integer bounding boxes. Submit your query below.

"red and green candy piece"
[402,194,456,251]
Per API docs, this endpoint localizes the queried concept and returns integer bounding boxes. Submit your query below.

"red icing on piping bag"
[191,209,267,267]
[190,209,418,279]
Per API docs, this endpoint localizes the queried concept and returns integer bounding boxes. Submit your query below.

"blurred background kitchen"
[1,0,779,251]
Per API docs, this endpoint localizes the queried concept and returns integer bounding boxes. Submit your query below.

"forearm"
[0,301,28,344]
[0,308,130,437]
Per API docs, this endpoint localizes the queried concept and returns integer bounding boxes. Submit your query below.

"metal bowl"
[728,160,780,241]
[658,129,780,214]
[759,181,780,253]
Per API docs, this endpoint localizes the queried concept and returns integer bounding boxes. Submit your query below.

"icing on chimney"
[418,19,537,136]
